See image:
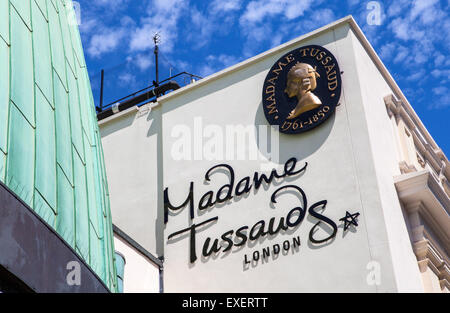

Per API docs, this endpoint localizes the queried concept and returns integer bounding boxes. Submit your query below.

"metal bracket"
[112,102,120,114]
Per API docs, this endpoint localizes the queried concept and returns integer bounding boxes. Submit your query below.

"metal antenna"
[153,33,161,86]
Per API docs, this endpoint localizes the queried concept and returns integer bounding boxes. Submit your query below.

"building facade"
[99,16,449,292]
[0,0,117,292]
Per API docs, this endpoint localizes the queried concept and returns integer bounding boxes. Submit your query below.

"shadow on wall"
[146,108,165,257]
[254,101,335,165]
[99,111,137,138]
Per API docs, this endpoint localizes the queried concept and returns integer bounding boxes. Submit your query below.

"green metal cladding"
[0,0,117,292]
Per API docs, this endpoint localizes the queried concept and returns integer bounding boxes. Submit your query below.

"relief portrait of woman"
[284,62,322,120]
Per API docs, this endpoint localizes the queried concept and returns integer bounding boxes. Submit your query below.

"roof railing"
[96,71,202,113]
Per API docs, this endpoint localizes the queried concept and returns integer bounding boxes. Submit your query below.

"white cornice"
[413,239,450,290]
[395,171,449,254]
[98,105,139,126]
[402,198,449,292]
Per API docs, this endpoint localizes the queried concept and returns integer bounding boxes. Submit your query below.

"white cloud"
[240,0,314,24]
[431,69,450,79]
[209,0,242,14]
[79,18,98,35]
[85,15,134,58]
[430,86,450,109]
[87,28,126,57]
[135,54,153,71]
[434,53,445,67]
[347,0,359,7]
[406,69,426,81]
[119,73,136,84]
[240,0,284,24]
[188,8,216,49]
[199,54,240,77]
[386,0,409,17]
[378,42,396,61]
[238,0,328,57]
[304,8,336,29]
[433,86,447,96]
[383,0,449,90]
[129,0,188,53]
[284,0,314,20]
[93,0,129,9]
[392,45,409,64]
[410,0,439,21]
[389,18,425,41]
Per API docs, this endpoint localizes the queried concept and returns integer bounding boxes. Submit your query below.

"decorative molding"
[409,224,450,293]
[396,172,449,249]
[385,94,449,199]
[417,153,426,169]
[438,263,450,291]
[395,173,450,292]
[399,161,417,174]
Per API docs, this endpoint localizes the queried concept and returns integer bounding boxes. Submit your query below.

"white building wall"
[114,234,161,293]
[347,27,424,292]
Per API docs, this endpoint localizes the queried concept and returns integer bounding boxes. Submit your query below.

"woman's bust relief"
[284,62,322,120]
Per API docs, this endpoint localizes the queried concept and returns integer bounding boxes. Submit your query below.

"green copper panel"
[74,152,89,261]
[10,6,34,127]
[68,67,84,162]
[78,70,95,144]
[32,0,53,106]
[0,39,8,154]
[92,134,106,239]
[0,0,118,292]
[98,134,110,218]
[35,87,57,210]
[7,103,35,207]
[54,71,73,184]
[105,215,116,289]
[85,134,101,238]
[10,0,31,31]
[68,7,85,70]
[0,151,5,183]
[49,0,59,13]
[48,1,66,91]
[58,1,76,77]
[34,0,48,21]
[89,222,105,279]
[56,165,75,246]
[0,0,9,44]
[34,190,56,227]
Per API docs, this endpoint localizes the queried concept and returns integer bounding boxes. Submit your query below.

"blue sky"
[77,0,449,155]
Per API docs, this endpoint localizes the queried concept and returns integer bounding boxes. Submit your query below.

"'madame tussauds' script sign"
[262,45,342,134]
[164,158,359,266]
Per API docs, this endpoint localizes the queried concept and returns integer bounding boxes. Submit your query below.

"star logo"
[339,211,360,231]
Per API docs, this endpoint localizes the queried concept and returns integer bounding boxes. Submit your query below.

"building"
[98,16,449,292]
[0,0,117,292]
